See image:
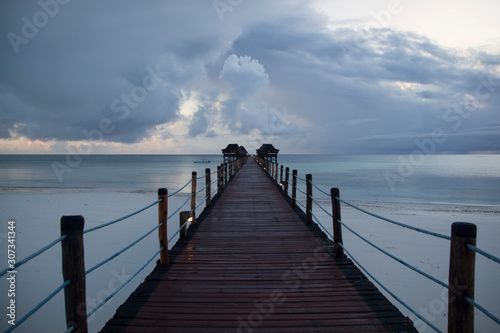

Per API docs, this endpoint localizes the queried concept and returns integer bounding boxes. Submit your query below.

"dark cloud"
[0,0,499,153]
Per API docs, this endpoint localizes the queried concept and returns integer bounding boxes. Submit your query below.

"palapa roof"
[222,144,239,154]
[256,144,279,155]
[222,144,248,157]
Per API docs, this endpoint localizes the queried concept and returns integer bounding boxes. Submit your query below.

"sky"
[0,0,499,155]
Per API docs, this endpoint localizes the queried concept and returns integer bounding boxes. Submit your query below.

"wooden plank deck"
[101,158,417,332]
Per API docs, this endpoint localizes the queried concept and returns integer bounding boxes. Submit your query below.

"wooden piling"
[217,165,222,195]
[61,215,88,333]
[274,163,279,183]
[285,167,290,197]
[205,168,211,208]
[157,188,169,265]
[191,172,197,224]
[223,163,227,188]
[292,169,297,207]
[179,211,189,238]
[330,188,345,259]
[448,222,476,333]
[306,174,312,224]
[280,165,284,189]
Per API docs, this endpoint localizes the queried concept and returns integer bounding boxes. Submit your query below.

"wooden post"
[179,211,189,238]
[306,174,312,224]
[217,165,222,195]
[271,162,274,181]
[448,222,476,333]
[292,170,297,207]
[205,168,211,208]
[61,215,88,333]
[285,167,290,197]
[191,172,197,223]
[275,163,279,183]
[330,188,345,259]
[280,165,284,189]
[157,188,169,265]
[223,163,227,188]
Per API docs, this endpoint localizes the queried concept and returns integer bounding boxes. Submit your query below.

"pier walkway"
[101,158,417,332]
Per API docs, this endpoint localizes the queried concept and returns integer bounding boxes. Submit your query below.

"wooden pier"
[100,158,417,332]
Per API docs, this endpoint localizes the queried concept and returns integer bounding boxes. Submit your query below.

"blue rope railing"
[86,246,164,318]
[85,223,162,275]
[168,222,188,243]
[467,243,500,265]
[465,296,500,325]
[339,243,444,333]
[337,197,451,241]
[0,235,67,278]
[4,280,70,333]
[168,193,193,220]
[84,199,161,234]
[196,196,208,210]
[168,178,192,197]
[338,219,449,289]
[309,179,331,197]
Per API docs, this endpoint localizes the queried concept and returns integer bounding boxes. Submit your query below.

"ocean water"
[1,154,499,207]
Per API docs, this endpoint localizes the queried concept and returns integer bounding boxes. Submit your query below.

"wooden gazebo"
[222,144,248,163]
[256,144,279,163]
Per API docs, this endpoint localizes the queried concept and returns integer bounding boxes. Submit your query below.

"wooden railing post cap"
[330,188,340,197]
[451,222,476,238]
[192,171,197,176]
[158,188,168,196]
[60,215,84,232]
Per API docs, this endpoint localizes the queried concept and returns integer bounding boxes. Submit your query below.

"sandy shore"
[0,190,499,332]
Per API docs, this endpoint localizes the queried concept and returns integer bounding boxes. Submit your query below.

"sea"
[1,154,499,207]
[0,154,499,333]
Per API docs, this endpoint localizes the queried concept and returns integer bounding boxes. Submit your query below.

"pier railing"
[255,156,500,333]
[0,156,248,333]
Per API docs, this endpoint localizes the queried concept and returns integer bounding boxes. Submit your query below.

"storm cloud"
[0,0,499,153]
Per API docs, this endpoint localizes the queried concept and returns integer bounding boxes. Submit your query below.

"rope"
[87,246,163,318]
[339,243,444,333]
[338,219,449,289]
[168,221,189,243]
[297,176,307,182]
[4,280,70,333]
[296,198,307,210]
[63,326,75,333]
[168,178,192,197]
[167,194,192,220]
[197,182,209,194]
[295,185,306,195]
[465,296,500,325]
[310,210,334,239]
[310,195,333,218]
[337,198,451,241]
[0,235,67,278]
[85,223,162,275]
[309,179,331,197]
[84,199,161,234]
[195,196,207,210]
[467,244,500,265]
